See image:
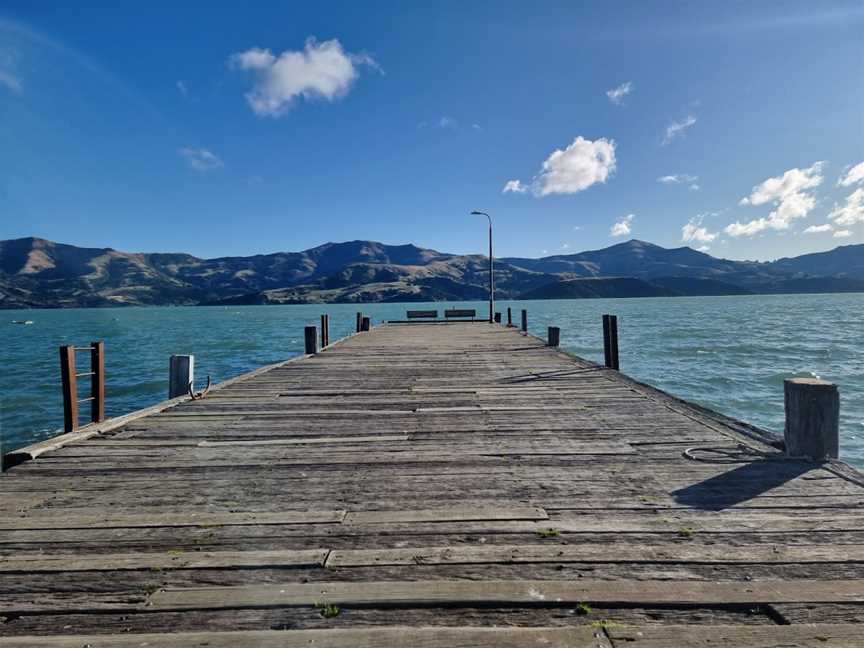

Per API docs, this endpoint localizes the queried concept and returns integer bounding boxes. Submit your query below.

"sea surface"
[2,294,862,468]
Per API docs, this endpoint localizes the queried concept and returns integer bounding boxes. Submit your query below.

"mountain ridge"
[1,236,862,309]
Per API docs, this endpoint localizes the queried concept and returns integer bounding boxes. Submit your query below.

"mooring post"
[521,309,528,333]
[356,312,363,333]
[784,378,840,460]
[547,326,560,347]
[603,315,620,370]
[169,355,195,399]
[304,326,319,354]
[361,316,371,332]
[494,312,502,324]
[90,341,105,423]
[507,307,512,327]
[59,345,78,432]
[320,314,330,347]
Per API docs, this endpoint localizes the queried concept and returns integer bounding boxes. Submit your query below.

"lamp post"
[470,210,493,323]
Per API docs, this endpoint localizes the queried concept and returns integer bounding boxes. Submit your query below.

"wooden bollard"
[320,314,329,347]
[603,314,620,370]
[90,341,105,423]
[361,316,371,332]
[547,326,560,347]
[356,312,363,333]
[169,354,194,399]
[494,312,502,324]
[521,309,528,333]
[507,307,512,327]
[59,345,78,432]
[784,378,840,460]
[304,326,318,354]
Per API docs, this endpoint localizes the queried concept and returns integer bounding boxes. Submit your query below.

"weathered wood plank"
[146,578,864,610]
[0,627,609,647]
[343,506,549,524]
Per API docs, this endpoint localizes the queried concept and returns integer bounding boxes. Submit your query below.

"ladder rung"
[76,372,95,377]
[77,396,95,403]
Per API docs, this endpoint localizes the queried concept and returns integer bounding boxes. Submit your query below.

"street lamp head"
[470,210,488,216]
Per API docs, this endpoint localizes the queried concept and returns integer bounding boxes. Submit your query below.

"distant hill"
[0,236,862,308]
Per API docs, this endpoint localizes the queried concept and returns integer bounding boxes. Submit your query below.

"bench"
[407,310,438,319]
[445,309,476,320]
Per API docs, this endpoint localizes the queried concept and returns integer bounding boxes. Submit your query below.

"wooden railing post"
[547,326,560,347]
[361,316,371,332]
[356,312,363,333]
[90,341,105,423]
[603,315,619,370]
[521,309,528,333]
[169,355,195,399]
[59,345,78,432]
[321,314,330,347]
[784,378,840,460]
[507,307,512,327]
[305,326,319,354]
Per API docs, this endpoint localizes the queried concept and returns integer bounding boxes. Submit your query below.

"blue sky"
[0,0,862,261]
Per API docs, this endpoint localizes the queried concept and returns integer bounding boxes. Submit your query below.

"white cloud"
[696,245,711,252]
[803,224,833,234]
[178,147,223,172]
[438,116,456,128]
[725,162,824,237]
[838,161,864,187]
[0,69,21,93]
[681,216,718,244]
[829,187,864,227]
[176,80,188,96]
[561,243,570,249]
[662,115,697,145]
[502,179,527,194]
[530,136,616,196]
[229,37,377,117]
[606,81,633,105]
[572,225,581,231]
[472,123,482,131]
[658,174,699,185]
[611,214,634,237]
[834,229,853,238]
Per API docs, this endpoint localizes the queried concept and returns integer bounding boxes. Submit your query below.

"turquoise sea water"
[2,294,862,468]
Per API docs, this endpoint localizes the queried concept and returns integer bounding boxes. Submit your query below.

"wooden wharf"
[1,320,863,646]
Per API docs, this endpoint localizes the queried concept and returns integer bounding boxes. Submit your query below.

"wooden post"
[494,312,502,324]
[59,345,78,433]
[603,315,619,370]
[356,312,363,333]
[320,314,329,347]
[784,378,840,460]
[507,307,512,327]
[609,315,619,371]
[305,326,319,354]
[521,309,528,333]
[361,316,371,332]
[90,341,105,423]
[547,326,560,347]
[169,355,194,399]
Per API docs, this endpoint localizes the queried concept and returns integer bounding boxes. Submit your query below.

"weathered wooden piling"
[361,316,371,332]
[169,354,194,399]
[304,326,318,354]
[59,345,78,432]
[547,326,560,347]
[603,314,620,370]
[494,312,502,324]
[356,312,363,333]
[521,309,528,333]
[506,307,513,327]
[784,378,840,460]
[320,314,330,348]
